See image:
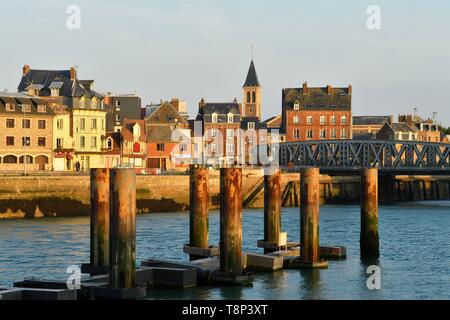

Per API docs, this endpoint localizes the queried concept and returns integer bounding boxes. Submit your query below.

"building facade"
[352,115,393,140]
[0,92,54,172]
[282,82,352,142]
[121,119,147,172]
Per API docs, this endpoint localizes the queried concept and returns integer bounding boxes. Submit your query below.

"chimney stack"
[70,67,77,80]
[23,64,30,75]
[302,82,308,95]
[327,85,332,95]
[348,85,352,95]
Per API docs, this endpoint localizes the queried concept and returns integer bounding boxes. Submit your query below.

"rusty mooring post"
[295,168,328,268]
[189,165,209,260]
[220,167,243,276]
[90,168,110,268]
[360,168,380,257]
[263,167,281,253]
[109,168,136,289]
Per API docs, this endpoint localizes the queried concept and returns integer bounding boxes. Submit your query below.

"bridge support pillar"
[263,167,282,254]
[293,168,328,269]
[219,167,243,276]
[188,165,210,260]
[109,168,137,289]
[360,168,380,258]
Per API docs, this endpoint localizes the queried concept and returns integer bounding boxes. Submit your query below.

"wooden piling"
[90,168,110,268]
[109,168,136,289]
[189,165,209,260]
[263,167,281,253]
[360,168,380,258]
[298,168,326,267]
[220,167,243,276]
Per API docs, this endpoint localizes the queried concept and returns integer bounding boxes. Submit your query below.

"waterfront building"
[104,93,142,133]
[281,82,353,142]
[352,115,393,140]
[49,104,75,171]
[398,114,441,142]
[103,131,121,168]
[121,119,147,172]
[0,92,54,172]
[17,65,107,171]
[145,101,191,172]
[376,122,418,141]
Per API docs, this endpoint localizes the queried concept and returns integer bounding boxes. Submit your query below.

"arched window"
[4,155,18,164]
[247,92,251,103]
[252,91,256,103]
[107,138,113,150]
[19,155,33,164]
[133,142,140,153]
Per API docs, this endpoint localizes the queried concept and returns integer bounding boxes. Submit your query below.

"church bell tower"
[242,59,261,119]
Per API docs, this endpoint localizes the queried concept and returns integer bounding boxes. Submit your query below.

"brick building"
[0,92,54,172]
[282,82,352,142]
[398,114,441,142]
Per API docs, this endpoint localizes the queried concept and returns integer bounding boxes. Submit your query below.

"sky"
[1,0,450,126]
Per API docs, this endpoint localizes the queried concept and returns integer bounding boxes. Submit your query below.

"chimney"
[348,85,352,95]
[327,85,332,95]
[70,67,77,80]
[23,64,30,75]
[302,81,308,95]
[388,115,393,125]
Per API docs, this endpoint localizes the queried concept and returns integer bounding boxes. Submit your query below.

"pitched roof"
[391,122,417,133]
[146,101,188,125]
[243,60,260,87]
[198,101,241,123]
[122,119,146,141]
[283,85,351,111]
[353,116,392,126]
[0,92,54,116]
[17,68,103,99]
[262,115,282,128]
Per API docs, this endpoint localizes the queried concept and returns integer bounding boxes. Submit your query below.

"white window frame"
[307,116,313,125]
[320,116,326,125]
[211,113,218,123]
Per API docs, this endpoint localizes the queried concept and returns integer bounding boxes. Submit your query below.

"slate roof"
[146,101,188,125]
[243,60,260,87]
[391,122,417,133]
[0,92,54,116]
[282,86,351,111]
[198,101,241,123]
[353,116,391,126]
[17,69,103,99]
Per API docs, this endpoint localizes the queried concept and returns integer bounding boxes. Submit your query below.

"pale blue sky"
[1,0,450,125]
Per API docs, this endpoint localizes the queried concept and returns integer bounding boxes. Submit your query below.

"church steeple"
[242,59,262,119]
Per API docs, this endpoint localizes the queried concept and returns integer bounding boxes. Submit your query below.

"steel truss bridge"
[276,140,450,175]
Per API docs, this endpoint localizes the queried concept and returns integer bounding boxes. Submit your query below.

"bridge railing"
[276,140,450,170]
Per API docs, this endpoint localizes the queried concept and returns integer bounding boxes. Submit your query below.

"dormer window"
[133,124,141,137]
[227,113,234,123]
[293,100,300,110]
[21,104,31,112]
[51,88,59,97]
[80,97,86,108]
[37,105,46,113]
[91,98,98,109]
[247,122,255,130]
[211,113,218,123]
[5,103,15,111]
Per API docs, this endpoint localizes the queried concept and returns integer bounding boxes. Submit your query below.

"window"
[56,138,63,148]
[107,138,113,150]
[252,92,256,103]
[157,143,165,151]
[51,89,59,97]
[211,129,217,138]
[133,142,140,153]
[227,113,234,123]
[38,120,46,129]
[293,101,300,110]
[293,116,299,125]
[6,119,15,128]
[293,129,300,139]
[247,122,255,130]
[331,115,336,125]
[115,114,120,122]
[57,119,64,130]
[320,116,326,125]
[226,129,234,138]
[247,92,251,103]
[249,107,253,114]
[37,105,46,113]
[341,116,347,125]
[341,129,347,139]
[320,129,326,139]
[180,143,188,152]
[307,116,313,125]
[22,136,31,146]
[116,100,121,107]
[91,137,97,148]
[19,155,33,164]
[91,99,98,109]
[6,136,14,146]
[306,129,313,139]
[80,118,85,130]
[330,128,337,139]
[4,155,18,164]
[21,104,31,112]
[22,119,30,128]
[226,143,234,154]
[211,113,218,123]
[92,119,97,130]
[38,137,46,147]
[5,103,15,111]
[80,136,85,148]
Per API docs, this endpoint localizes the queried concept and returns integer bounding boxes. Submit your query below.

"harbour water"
[1,202,450,300]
